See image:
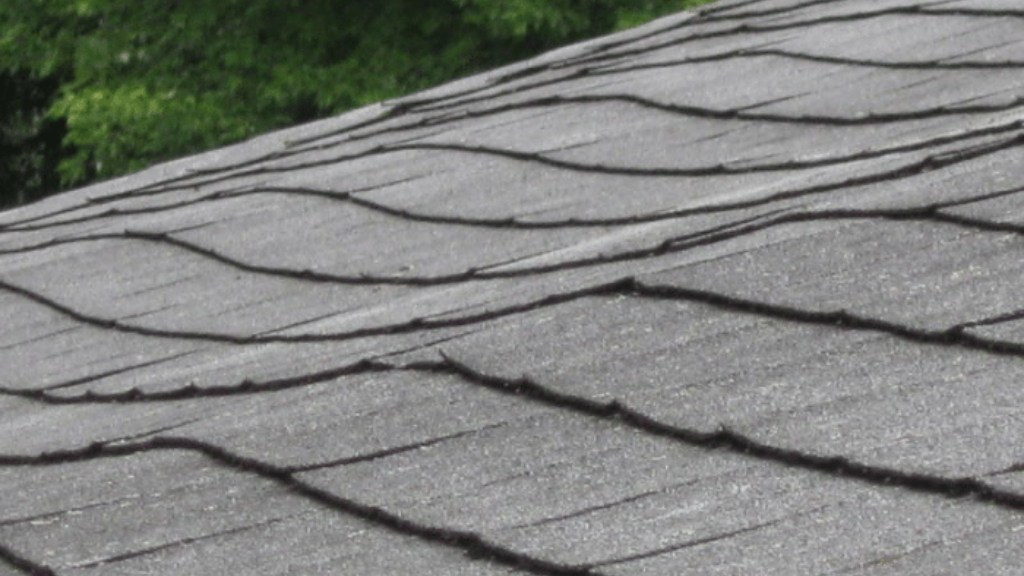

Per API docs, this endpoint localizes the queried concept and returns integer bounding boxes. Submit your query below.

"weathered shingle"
[4,0,1024,574]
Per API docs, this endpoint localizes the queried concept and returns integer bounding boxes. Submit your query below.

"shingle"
[4,0,1024,574]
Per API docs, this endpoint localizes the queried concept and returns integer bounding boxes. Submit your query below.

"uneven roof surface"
[4,0,1024,574]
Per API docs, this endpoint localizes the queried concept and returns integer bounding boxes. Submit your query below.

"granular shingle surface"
[4,0,1024,574]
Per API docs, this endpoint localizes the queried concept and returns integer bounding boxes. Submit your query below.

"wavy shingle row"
[4,0,1024,574]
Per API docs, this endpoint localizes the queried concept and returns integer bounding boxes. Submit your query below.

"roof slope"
[4,0,1024,574]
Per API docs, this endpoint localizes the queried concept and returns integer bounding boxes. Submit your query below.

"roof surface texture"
[3,0,1024,574]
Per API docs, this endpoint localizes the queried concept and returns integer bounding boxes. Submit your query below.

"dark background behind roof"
[0,0,712,209]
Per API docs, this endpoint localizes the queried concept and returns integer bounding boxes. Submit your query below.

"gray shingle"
[4,0,1024,574]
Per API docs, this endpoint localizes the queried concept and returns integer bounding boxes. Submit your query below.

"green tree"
[0,0,713,208]
[0,68,64,205]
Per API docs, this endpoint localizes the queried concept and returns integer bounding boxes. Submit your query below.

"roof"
[4,0,1024,574]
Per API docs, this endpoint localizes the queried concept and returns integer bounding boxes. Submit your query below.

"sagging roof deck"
[3,0,1024,574]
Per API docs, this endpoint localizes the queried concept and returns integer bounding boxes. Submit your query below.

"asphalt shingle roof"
[4,0,1024,574]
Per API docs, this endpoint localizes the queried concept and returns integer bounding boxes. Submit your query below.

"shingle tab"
[4,0,1024,574]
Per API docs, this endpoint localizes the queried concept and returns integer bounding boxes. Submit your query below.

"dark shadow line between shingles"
[371,0,857,115]
[288,2,737,146]
[556,5,1024,72]
[0,213,862,292]
[0,277,627,345]
[566,0,1024,73]
[83,143,418,199]
[86,75,1024,200]
[694,0,876,21]
[589,47,1024,76]
[247,180,1024,235]
[405,90,1024,129]
[0,357,395,403]
[0,437,603,576]
[359,0,743,114]
[589,517,784,567]
[567,0,833,61]
[431,352,1024,513]
[384,0,922,117]
[954,308,1024,331]
[327,7,699,123]
[6,112,1015,234]
[3,187,1024,358]
[106,418,206,447]
[4,125,1019,239]
[135,126,447,192]
[10,265,1024,406]
[1,216,734,286]
[400,41,1024,121]
[0,112,415,229]
[38,35,1020,203]
[39,352,194,391]
[3,208,1024,349]
[5,354,1022,572]
[505,486,674,530]
[303,85,1024,161]
[0,357,407,404]
[0,325,81,351]
[172,188,788,230]
[11,125,1023,239]
[0,175,423,234]
[471,0,750,89]
[123,108,411,193]
[0,496,144,533]
[987,461,1024,477]
[11,348,1024,522]
[72,118,1024,203]
[3,179,1022,303]
[8,4,1014,218]
[138,116,1024,213]
[10,349,1011,571]
[378,122,1018,178]
[116,0,1024,186]
[0,181,796,235]
[0,542,55,576]
[283,424,504,473]
[0,182,241,232]
[69,519,285,570]
[619,278,1024,357]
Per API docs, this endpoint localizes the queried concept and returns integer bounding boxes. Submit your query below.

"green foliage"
[0,0,715,206]
[613,1,706,29]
